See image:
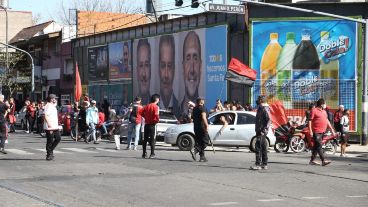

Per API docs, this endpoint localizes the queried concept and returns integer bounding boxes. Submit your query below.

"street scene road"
[1,132,367,207]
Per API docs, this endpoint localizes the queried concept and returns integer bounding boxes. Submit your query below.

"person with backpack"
[126,97,144,150]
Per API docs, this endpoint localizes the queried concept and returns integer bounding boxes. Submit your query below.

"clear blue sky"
[8,0,239,23]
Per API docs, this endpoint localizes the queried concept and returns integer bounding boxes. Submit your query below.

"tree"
[55,0,145,25]
[0,52,31,98]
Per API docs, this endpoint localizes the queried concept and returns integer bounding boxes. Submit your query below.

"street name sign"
[208,3,245,14]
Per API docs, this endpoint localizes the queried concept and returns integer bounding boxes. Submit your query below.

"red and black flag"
[226,58,257,86]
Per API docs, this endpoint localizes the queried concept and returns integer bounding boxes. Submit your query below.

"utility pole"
[238,0,368,145]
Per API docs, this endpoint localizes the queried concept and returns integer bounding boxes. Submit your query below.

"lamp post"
[238,0,368,145]
[0,42,35,93]
[0,6,8,69]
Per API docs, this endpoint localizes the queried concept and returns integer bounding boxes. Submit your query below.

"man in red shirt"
[309,98,335,166]
[141,94,160,158]
[126,96,144,150]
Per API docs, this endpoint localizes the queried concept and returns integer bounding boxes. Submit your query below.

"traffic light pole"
[238,0,368,145]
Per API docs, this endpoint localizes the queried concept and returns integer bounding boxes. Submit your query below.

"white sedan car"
[165,111,275,151]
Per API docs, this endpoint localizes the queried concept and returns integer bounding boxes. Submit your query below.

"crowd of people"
[0,91,352,167]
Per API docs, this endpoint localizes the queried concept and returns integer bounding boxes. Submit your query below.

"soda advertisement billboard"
[88,45,108,81]
[108,41,132,80]
[132,25,227,119]
[251,19,358,130]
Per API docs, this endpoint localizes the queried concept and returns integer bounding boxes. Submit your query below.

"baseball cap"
[91,100,96,104]
[48,94,58,99]
[339,105,344,108]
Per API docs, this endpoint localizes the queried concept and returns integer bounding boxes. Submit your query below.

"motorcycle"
[289,125,339,155]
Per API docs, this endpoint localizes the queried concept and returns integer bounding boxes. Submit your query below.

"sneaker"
[93,141,100,144]
[115,147,120,150]
[25,131,30,133]
[142,152,147,159]
[322,160,331,166]
[5,140,8,144]
[250,165,262,170]
[199,156,207,162]
[262,165,268,170]
[133,146,138,151]
[190,148,197,161]
[309,160,321,166]
[149,154,156,159]
[0,149,7,154]
[126,146,131,150]
[46,155,53,161]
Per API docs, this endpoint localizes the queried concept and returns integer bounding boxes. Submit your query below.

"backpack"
[129,105,138,123]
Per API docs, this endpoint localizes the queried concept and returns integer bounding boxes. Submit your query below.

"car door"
[235,113,257,145]
[208,112,237,145]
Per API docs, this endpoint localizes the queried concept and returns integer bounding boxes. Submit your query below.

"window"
[64,59,73,74]
[237,113,256,125]
[209,113,235,125]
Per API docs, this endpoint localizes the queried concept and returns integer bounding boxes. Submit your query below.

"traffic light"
[175,0,183,7]
[191,0,199,8]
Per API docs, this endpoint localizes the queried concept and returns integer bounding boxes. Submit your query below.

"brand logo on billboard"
[318,36,350,62]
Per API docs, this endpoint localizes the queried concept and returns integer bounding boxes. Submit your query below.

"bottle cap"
[320,31,329,38]
[302,29,311,36]
[270,33,278,40]
[286,32,295,40]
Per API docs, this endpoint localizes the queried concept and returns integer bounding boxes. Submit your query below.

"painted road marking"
[33,149,68,154]
[302,197,327,200]
[5,149,34,155]
[60,148,98,153]
[95,148,119,153]
[257,199,284,202]
[346,195,368,198]
[208,202,238,206]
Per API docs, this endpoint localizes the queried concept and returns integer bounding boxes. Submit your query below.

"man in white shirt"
[86,100,99,144]
[44,94,61,161]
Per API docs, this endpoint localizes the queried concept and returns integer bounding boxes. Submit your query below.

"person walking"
[340,109,350,157]
[0,95,9,154]
[309,98,335,166]
[86,100,99,144]
[190,97,210,162]
[333,105,344,131]
[141,94,160,159]
[44,94,61,161]
[7,98,16,133]
[250,95,271,170]
[126,96,144,150]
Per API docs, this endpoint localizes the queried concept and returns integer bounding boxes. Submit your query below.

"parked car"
[15,106,27,129]
[164,111,276,151]
[120,110,178,141]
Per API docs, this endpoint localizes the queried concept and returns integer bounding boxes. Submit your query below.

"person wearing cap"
[0,95,9,154]
[250,95,271,170]
[44,94,61,160]
[126,96,144,150]
[190,97,209,162]
[141,94,160,158]
[86,100,99,144]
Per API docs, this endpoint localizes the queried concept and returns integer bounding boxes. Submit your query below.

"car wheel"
[249,136,270,153]
[177,134,195,151]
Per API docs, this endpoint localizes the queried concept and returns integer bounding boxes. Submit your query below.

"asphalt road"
[0,132,367,207]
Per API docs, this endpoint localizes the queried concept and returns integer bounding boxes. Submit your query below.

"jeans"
[46,130,61,156]
[142,124,156,155]
[127,123,141,147]
[255,135,268,166]
[311,133,325,162]
[88,123,97,142]
[0,122,6,149]
[102,121,114,134]
[26,116,34,132]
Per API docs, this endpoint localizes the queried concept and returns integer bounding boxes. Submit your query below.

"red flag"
[269,100,289,129]
[228,58,257,81]
[74,62,82,102]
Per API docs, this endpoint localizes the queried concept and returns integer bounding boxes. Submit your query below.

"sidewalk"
[338,144,368,158]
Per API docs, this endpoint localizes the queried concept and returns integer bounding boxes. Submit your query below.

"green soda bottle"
[277,32,297,109]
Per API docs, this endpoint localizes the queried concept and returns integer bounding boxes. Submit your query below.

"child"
[340,109,350,157]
